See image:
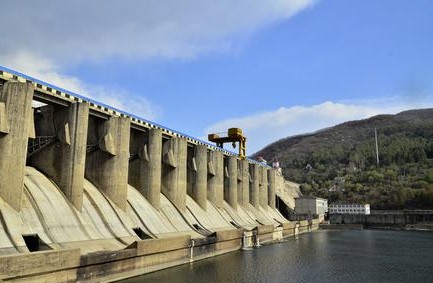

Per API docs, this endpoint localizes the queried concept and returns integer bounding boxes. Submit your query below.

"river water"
[121,230,433,283]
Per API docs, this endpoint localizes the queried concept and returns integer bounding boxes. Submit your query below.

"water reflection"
[121,230,433,283]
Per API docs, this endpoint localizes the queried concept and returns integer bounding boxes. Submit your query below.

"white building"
[329,203,370,215]
[294,197,328,216]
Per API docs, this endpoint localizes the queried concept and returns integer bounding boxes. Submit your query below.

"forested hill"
[253,108,433,209]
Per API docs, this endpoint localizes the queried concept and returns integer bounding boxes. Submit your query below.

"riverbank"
[320,223,433,232]
[329,210,433,231]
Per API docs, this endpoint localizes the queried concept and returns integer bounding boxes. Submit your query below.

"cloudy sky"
[1,0,432,154]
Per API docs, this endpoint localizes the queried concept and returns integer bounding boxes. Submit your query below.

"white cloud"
[204,99,433,155]
[0,0,316,62]
[0,1,316,121]
[0,52,161,120]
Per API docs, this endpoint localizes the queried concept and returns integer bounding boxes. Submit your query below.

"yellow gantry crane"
[208,128,247,159]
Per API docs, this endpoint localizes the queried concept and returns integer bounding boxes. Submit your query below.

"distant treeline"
[255,109,433,209]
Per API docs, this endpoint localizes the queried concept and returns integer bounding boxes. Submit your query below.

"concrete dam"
[0,66,317,282]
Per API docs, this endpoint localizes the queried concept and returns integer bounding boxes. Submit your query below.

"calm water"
[122,230,433,283]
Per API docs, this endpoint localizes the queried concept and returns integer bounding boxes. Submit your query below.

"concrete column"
[0,82,34,211]
[131,129,162,209]
[226,155,238,209]
[259,167,269,209]
[207,150,223,209]
[268,169,277,209]
[162,137,187,212]
[237,159,249,206]
[61,103,89,211]
[249,164,260,209]
[30,102,89,211]
[85,116,130,210]
[191,145,207,210]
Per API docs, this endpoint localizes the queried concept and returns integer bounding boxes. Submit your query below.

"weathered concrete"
[129,129,162,209]
[259,167,268,209]
[0,248,81,281]
[207,150,224,209]
[85,116,131,210]
[225,155,238,209]
[190,145,208,210]
[0,82,34,211]
[268,169,276,209]
[249,164,260,209]
[238,159,249,206]
[30,102,89,211]
[162,137,187,212]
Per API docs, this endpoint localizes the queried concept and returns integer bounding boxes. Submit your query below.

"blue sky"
[1,0,432,154]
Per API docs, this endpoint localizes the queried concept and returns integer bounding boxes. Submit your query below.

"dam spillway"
[0,66,318,282]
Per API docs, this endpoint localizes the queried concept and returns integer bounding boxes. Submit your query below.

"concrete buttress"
[85,116,130,210]
[0,82,34,211]
[162,137,187,212]
[129,128,162,209]
[207,150,224,209]
[238,159,249,206]
[191,145,207,210]
[226,155,238,209]
[249,163,260,209]
[30,102,89,211]
[260,167,269,209]
[268,169,277,209]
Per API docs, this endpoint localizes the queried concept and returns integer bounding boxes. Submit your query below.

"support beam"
[129,129,162,209]
[249,164,260,209]
[30,102,89,211]
[268,169,277,209]
[238,159,249,206]
[162,137,187,212]
[226,155,238,209]
[29,102,89,211]
[207,150,223,209]
[85,116,130,210]
[142,129,162,209]
[0,82,34,211]
[259,167,269,209]
[191,145,207,210]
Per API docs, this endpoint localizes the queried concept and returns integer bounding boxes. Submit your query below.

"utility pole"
[375,127,380,167]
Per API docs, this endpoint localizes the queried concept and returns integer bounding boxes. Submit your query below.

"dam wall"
[0,67,318,282]
[329,210,433,229]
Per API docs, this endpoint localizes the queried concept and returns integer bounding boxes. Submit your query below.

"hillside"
[254,108,433,209]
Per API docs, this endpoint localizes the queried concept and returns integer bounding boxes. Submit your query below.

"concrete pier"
[190,145,208,210]
[207,151,224,208]
[30,102,89,211]
[226,155,238,209]
[249,164,260,209]
[207,150,224,209]
[85,116,131,210]
[129,128,162,209]
[260,167,268,209]
[268,169,276,209]
[238,159,249,206]
[0,82,34,211]
[162,137,187,212]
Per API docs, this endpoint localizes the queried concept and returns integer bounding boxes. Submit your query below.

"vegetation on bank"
[254,109,433,209]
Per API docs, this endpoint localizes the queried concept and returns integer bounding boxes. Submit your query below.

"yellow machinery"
[208,128,247,159]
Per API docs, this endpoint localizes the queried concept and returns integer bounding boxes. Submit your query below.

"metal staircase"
[27,136,56,158]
